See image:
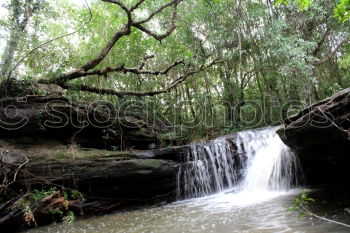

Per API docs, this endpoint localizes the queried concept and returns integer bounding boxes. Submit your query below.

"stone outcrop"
[0,143,181,199]
[0,143,182,232]
[0,95,169,149]
[277,88,350,187]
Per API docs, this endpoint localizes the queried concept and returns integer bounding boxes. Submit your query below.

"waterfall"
[236,127,301,192]
[176,127,301,200]
[176,139,238,198]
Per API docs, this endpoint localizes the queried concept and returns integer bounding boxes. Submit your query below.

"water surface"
[28,189,350,233]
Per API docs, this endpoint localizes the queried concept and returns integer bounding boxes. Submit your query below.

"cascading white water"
[176,139,238,199]
[236,127,301,192]
[176,127,301,200]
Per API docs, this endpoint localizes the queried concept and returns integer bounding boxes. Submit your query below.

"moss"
[26,147,146,163]
[127,128,152,137]
[0,78,33,97]
[135,159,163,168]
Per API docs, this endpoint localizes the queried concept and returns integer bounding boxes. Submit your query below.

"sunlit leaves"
[276,0,350,23]
[275,0,311,10]
[334,0,350,23]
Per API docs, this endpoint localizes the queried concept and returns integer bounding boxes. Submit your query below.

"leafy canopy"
[275,0,350,22]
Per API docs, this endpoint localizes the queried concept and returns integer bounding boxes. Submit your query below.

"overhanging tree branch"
[35,0,215,99]
[35,0,220,99]
[38,0,183,86]
[138,55,155,69]
[130,0,147,12]
[312,27,330,56]
[82,59,184,77]
[133,0,182,25]
[60,59,223,97]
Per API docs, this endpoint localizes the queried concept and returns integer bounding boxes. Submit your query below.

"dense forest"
[0,0,350,232]
[0,0,349,143]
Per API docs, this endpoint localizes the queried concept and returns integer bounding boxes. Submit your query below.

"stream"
[27,127,350,233]
[27,189,350,233]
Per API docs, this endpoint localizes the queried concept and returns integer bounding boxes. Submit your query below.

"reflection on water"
[28,189,350,233]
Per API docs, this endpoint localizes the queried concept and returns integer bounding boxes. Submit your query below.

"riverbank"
[0,139,182,232]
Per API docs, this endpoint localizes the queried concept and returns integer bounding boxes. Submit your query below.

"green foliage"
[31,187,57,201]
[335,0,350,23]
[289,189,315,217]
[275,0,312,10]
[0,78,33,97]
[276,0,350,22]
[49,207,64,217]
[62,211,76,223]
[63,189,85,200]
[29,187,80,224]
[49,208,76,223]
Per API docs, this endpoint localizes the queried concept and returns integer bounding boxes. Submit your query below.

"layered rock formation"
[277,88,350,187]
[0,95,169,149]
[0,140,191,231]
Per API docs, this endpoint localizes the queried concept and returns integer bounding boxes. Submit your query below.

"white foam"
[177,127,302,204]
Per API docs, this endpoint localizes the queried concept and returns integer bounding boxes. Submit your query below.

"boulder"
[0,146,179,200]
[277,88,350,187]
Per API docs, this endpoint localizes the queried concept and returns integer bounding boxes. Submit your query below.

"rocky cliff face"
[277,88,350,188]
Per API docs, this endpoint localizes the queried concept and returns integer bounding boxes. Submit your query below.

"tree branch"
[138,54,155,69]
[312,35,349,65]
[38,0,184,86]
[130,0,147,12]
[133,0,181,25]
[79,26,131,71]
[312,27,330,56]
[301,205,350,228]
[39,59,184,84]
[132,0,181,41]
[61,59,222,97]
[101,0,128,12]
[101,0,132,25]
[84,59,184,77]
